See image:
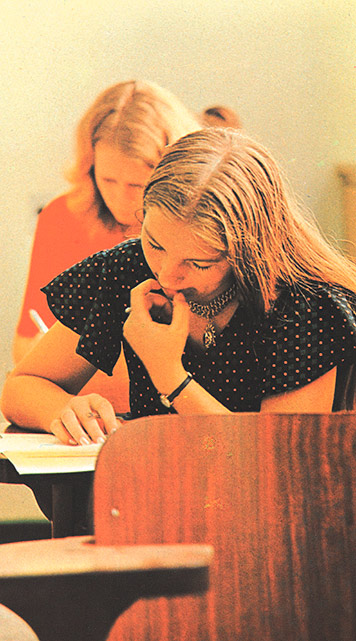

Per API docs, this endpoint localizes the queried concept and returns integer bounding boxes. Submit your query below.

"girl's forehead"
[143,206,222,259]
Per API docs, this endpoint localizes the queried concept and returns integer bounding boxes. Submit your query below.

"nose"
[156,257,185,290]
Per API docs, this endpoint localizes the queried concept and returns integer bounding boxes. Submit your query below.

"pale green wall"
[1,0,356,402]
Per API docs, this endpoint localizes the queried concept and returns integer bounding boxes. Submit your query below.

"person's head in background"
[200,105,242,129]
[66,80,201,236]
[142,127,356,312]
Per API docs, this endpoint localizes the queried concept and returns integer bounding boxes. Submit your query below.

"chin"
[118,222,142,236]
[113,219,133,228]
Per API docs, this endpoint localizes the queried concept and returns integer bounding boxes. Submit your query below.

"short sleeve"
[41,239,150,375]
[261,285,356,398]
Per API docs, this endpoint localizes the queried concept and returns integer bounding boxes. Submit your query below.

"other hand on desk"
[50,393,118,445]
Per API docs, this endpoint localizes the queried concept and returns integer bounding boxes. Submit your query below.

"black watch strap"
[159,373,193,408]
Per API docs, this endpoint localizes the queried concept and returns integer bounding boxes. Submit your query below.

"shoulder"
[261,283,356,397]
[35,194,76,229]
[46,238,149,289]
[83,238,147,273]
[41,238,149,376]
[270,283,356,330]
[38,194,71,216]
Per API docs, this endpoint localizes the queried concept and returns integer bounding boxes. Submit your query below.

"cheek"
[127,195,141,213]
[142,242,157,272]
[149,254,161,276]
[115,189,142,211]
[96,181,112,205]
[201,267,228,291]
[145,250,165,280]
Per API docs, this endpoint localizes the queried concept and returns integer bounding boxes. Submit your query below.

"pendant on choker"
[188,282,237,350]
[203,317,217,349]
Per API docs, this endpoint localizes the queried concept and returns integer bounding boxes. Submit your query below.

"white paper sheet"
[0,432,102,474]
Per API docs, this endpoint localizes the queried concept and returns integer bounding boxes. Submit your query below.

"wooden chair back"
[94,412,356,641]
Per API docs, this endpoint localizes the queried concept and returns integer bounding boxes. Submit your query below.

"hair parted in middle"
[143,127,356,313]
[66,80,200,226]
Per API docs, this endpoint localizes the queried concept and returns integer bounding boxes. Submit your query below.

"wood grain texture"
[94,413,356,641]
[0,536,211,641]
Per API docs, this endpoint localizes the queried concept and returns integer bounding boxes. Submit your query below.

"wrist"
[151,364,187,395]
[158,372,193,409]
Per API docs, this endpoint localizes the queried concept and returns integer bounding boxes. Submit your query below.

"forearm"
[1,374,74,432]
[173,379,232,414]
[260,367,337,413]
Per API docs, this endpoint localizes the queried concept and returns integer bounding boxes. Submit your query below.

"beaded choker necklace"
[188,282,237,349]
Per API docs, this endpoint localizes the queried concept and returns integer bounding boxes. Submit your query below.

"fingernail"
[96,436,106,444]
[80,436,91,446]
[69,439,77,446]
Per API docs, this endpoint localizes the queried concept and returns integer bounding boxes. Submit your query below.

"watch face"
[160,394,171,408]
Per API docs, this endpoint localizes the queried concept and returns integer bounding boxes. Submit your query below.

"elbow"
[12,333,39,365]
[1,371,19,424]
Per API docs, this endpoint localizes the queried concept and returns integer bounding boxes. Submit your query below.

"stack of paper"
[0,433,102,474]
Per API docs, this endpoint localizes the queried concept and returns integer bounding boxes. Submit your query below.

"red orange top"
[16,195,126,337]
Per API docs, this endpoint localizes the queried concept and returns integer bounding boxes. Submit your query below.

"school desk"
[0,423,95,537]
[1,412,356,640]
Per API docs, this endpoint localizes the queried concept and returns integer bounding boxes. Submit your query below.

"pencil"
[29,309,49,334]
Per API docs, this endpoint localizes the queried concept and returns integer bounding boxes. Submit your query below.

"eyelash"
[192,263,212,271]
[101,179,143,189]
[148,241,162,251]
[148,241,212,271]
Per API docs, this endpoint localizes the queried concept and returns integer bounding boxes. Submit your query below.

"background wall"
[1,0,356,405]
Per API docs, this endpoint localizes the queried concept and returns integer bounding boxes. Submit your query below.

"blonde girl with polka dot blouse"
[2,129,356,445]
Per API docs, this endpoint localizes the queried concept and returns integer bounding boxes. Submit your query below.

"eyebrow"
[144,228,222,263]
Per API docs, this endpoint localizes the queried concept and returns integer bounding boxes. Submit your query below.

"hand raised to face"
[123,279,189,389]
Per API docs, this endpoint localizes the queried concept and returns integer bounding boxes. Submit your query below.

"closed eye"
[128,183,145,189]
[148,240,163,251]
[148,241,215,269]
[191,262,213,271]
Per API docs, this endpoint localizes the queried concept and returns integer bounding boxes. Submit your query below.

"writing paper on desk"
[0,433,102,474]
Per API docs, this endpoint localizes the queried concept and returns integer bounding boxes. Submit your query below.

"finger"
[76,409,106,444]
[50,417,78,446]
[147,292,170,308]
[57,407,92,446]
[88,394,118,435]
[171,293,190,334]
[129,279,160,314]
[76,394,117,442]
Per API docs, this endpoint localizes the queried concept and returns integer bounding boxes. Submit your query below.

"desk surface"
[0,423,94,537]
[0,423,101,474]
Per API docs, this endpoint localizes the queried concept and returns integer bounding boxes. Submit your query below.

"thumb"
[171,293,190,334]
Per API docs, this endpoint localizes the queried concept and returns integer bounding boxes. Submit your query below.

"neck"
[188,282,237,319]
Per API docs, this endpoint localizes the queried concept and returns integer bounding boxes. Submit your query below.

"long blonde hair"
[66,80,200,227]
[144,128,356,312]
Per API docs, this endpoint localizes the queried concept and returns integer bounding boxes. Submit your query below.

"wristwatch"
[159,373,193,408]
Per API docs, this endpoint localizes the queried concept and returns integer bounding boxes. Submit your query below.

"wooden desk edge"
[0,536,214,579]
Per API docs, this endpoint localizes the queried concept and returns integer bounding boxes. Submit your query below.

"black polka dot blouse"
[42,239,356,417]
